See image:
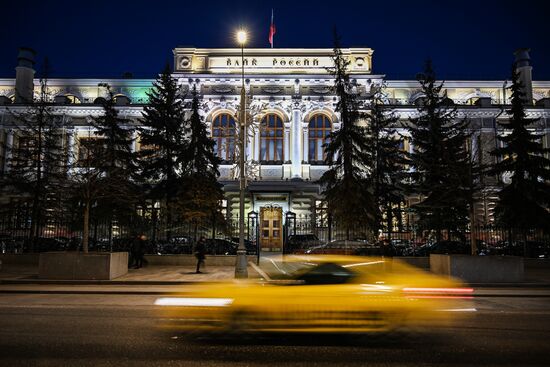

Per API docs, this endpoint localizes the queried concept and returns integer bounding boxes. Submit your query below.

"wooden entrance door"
[260,206,283,251]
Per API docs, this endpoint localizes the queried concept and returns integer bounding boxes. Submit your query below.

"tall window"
[260,114,284,162]
[77,137,106,167]
[212,113,237,162]
[308,114,332,163]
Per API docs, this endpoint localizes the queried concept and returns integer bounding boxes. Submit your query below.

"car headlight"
[154,297,234,307]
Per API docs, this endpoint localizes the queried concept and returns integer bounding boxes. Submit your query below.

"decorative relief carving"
[261,167,283,179]
[179,56,191,69]
[0,88,15,97]
[262,86,282,94]
[311,86,331,94]
[212,85,234,94]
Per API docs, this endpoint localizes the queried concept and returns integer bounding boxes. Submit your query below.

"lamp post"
[235,29,249,278]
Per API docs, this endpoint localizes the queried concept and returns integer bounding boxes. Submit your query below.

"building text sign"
[173,48,373,74]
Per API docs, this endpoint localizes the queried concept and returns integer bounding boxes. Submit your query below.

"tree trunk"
[469,203,477,255]
[108,214,113,253]
[386,205,393,245]
[194,220,198,242]
[522,228,529,257]
[211,212,216,240]
[82,200,90,254]
[166,199,172,243]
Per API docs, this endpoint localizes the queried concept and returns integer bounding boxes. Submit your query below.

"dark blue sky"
[1,0,548,80]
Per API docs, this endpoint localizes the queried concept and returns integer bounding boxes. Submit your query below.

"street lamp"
[235,29,248,278]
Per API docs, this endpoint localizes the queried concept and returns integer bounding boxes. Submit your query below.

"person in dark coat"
[194,237,206,273]
[133,234,147,269]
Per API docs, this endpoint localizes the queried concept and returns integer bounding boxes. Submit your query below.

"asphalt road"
[0,293,549,366]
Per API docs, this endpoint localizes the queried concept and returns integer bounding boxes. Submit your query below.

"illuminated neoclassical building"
[1,46,549,249]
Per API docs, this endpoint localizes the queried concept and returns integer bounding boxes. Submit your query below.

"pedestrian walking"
[133,234,147,269]
[194,237,206,273]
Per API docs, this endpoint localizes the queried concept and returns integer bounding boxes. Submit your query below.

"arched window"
[308,114,332,163]
[212,113,237,162]
[65,94,81,104]
[260,114,284,162]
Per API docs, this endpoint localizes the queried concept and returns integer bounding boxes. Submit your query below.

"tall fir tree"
[490,66,550,233]
[182,86,220,177]
[365,83,406,242]
[320,30,375,239]
[2,58,68,248]
[178,86,224,239]
[138,64,189,241]
[90,83,139,245]
[407,60,471,241]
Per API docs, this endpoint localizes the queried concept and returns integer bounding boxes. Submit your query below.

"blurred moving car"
[156,255,473,334]
[285,234,324,254]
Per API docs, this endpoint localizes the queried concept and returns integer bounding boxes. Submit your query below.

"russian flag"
[269,9,276,48]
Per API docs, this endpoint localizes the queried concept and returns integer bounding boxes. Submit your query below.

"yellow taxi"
[155,256,474,334]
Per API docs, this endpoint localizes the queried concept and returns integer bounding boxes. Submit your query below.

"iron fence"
[0,208,548,257]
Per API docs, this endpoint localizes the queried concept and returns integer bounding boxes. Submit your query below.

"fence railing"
[1,211,548,256]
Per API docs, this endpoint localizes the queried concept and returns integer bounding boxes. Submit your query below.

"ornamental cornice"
[0,88,15,97]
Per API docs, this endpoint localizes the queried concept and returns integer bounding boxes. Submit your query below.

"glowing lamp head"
[237,30,247,45]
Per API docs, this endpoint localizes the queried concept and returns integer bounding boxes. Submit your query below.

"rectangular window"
[13,135,38,168]
[315,200,329,228]
[77,137,106,166]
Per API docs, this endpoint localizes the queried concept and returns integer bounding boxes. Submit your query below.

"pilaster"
[3,129,14,173]
[291,106,302,179]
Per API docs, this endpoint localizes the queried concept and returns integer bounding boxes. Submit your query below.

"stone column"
[302,124,309,163]
[245,126,252,161]
[291,108,302,179]
[514,49,533,105]
[3,129,14,173]
[253,123,260,161]
[66,129,76,168]
[130,130,137,153]
[284,123,291,162]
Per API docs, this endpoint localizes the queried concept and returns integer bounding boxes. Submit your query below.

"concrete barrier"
[38,252,128,280]
[144,254,257,266]
[430,254,524,283]
[0,253,40,265]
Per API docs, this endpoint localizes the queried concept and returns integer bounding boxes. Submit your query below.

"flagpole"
[271,9,274,48]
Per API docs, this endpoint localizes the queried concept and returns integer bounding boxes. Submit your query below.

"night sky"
[1,0,548,80]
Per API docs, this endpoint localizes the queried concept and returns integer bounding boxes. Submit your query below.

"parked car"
[22,237,67,252]
[286,234,324,253]
[500,240,550,258]
[0,235,19,253]
[204,238,238,255]
[230,237,257,255]
[415,240,470,257]
[158,236,193,254]
[305,240,368,255]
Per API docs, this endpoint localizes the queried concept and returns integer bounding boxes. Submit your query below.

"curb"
[0,290,183,295]
[2,289,550,297]
[2,279,549,288]
[468,282,550,288]
[0,279,220,286]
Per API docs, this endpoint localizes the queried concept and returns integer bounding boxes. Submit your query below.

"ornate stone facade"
[1,47,550,227]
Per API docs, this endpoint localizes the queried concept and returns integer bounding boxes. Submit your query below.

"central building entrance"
[259,205,283,251]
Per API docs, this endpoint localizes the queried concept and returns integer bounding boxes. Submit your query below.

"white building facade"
[1,47,549,250]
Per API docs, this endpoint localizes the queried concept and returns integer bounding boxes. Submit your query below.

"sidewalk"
[0,264,262,285]
[2,260,550,291]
